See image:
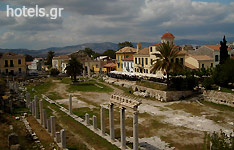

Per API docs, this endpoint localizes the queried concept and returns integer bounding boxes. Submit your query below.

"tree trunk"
[73,73,77,82]
[166,73,170,89]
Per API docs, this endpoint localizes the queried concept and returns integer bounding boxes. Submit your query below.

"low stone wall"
[203,90,234,107]
[105,78,194,102]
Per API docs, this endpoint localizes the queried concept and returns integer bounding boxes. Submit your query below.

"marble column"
[29,102,32,113]
[93,115,97,130]
[51,116,56,137]
[85,113,90,126]
[100,106,105,135]
[60,129,66,148]
[83,65,86,77]
[120,107,126,149]
[32,101,35,116]
[39,100,43,125]
[55,132,61,143]
[26,92,30,108]
[43,109,47,129]
[47,119,51,133]
[69,94,72,114]
[133,111,139,150]
[34,96,39,119]
[109,103,115,141]
[87,65,90,77]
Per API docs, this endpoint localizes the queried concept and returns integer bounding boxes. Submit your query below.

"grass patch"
[68,80,113,93]
[220,87,234,93]
[47,91,63,100]
[200,100,234,112]
[136,80,167,91]
[61,77,72,84]
[165,102,204,116]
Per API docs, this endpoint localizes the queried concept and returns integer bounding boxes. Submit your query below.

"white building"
[122,56,134,73]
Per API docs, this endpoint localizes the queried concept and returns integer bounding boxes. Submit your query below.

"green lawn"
[136,80,167,91]
[47,91,63,100]
[68,80,113,93]
[220,87,234,93]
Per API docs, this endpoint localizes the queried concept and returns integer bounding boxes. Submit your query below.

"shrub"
[50,68,60,76]
[202,77,214,90]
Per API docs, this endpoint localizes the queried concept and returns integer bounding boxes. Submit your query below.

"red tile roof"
[191,55,214,61]
[205,45,231,51]
[150,43,161,47]
[161,32,175,39]
[185,62,198,69]
[122,56,133,61]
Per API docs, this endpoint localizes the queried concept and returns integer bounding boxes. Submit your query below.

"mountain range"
[1,38,233,57]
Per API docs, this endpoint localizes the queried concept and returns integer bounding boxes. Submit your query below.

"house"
[185,55,214,69]
[122,56,134,73]
[103,62,116,73]
[133,43,151,74]
[188,44,232,66]
[52,55,70,73]
[27,58,44,72]
[0,52,26,76]
[93,56,115,73]
[116,47,137,71]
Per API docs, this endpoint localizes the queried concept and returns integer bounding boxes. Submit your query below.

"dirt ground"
[47,79,234,150]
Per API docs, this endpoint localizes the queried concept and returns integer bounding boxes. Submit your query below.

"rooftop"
[135,47,149,55]
[122,56,134,61]
[161,32,175,39]
[191,55,214,61]
[116,47,137,54]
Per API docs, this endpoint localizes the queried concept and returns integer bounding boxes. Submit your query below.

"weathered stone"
[43,109,47,128]
[85,113,90,126]
[39,100,43,125]
[109,103,114,141]
[55,132,61,143]
[47,119,51,133]
[60,129,66,148]
[10,144,21,150]
[50,116,56,137]
[120,107,126,149]
[100,106,105,135]
[93,115,97,130]
[8,133,19,147]
[133,111,138,150]
[69,95,72,114]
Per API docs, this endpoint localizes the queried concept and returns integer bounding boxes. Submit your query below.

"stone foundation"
[203,90,234,107]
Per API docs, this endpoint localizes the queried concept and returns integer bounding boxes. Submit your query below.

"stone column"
[120,107,126,149]
[69,94,72,114]
[83,65,86,77]
[109,103,115,141]
[85,113,90,126]
[55,132,61,143]
[51,116,56,137]
[60,129,66,148]
[32,101,35,116]
[29,102,32,113]
[34,96,39,119]
[39,100,43,125]
[87,65,91,77]
[133,111,139,150]
[43,109,47,129]
[26,92,30,108]
[93,115,97,130]
[100,106,105,135]
[47,119,51,133]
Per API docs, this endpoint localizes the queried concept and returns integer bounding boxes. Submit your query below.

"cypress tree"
[219,36,229,64]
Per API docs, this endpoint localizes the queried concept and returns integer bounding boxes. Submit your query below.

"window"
[202,64,204,68]
[142,58,144,66]
[137,69,139,72]
[176,58,179,63]
[145,58,148,65]
[171,59,174,63]
[150,47,153,52]
[211,63,213,68]
[180,58,184,64]
[138,58,140,64]
[135,68,136,72]
[146,69,148,73]
[135,58,137,64]
[151,59,153,65]
[215,55,219,62]
[18,59,21,64]
[5,60,8,67]
[121,64,123,68]
[10,60,14,67]
[126,55,129,58]
[18,68,22,73]
[5,69,8,74]
[121,56,123,60]
[118,63,120,68]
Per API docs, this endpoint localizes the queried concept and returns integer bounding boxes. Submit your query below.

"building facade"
[122,56,134,73]
[0,52,26,76]
[185,55,214,69]
[116,47,137,71]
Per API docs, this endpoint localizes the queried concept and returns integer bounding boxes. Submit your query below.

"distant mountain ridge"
[1,38,233,57]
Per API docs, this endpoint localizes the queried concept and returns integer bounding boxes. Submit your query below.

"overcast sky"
[0,0,234,49]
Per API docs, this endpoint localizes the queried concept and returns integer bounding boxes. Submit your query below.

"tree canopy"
[219,36,229,65]
[84,48,95,58]
[65,57,83,82]
[46,51,55,67]
[118,41,133,50]
[102,49,116,59]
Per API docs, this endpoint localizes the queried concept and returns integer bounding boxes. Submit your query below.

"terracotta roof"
[161,32,175,39]
[185,62,198,69]
[122,56,133,61]
[150,43,161,47]
[53,55,70,59]
[104,62,116,68]
[135,47,149,55]
[205,44,232,51]
[116,47,137,54]
[191,55,214,61]
[26,62,32,65]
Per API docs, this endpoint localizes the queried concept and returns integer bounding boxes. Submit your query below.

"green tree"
[118,41,133,50]
[25,54,34,62]
[84,48,95,58]
[50,68,60,76]
[102,49,116,59]
[65,57,83,82]
[93,53,101,59]
[150,43,183,88]
[46,51,55,68]
[220,36,229,65]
